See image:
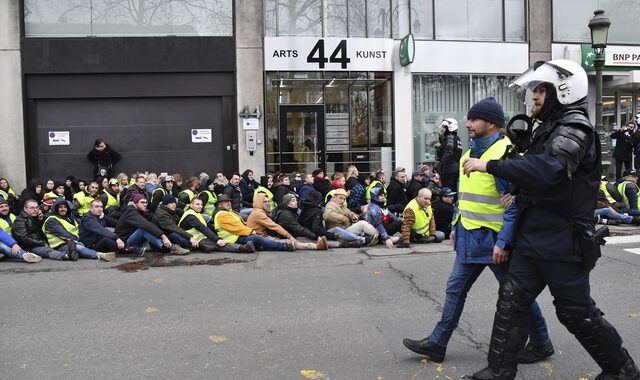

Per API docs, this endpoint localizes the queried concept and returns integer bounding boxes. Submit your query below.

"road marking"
[623,248,640,255]
[605,235,640,245]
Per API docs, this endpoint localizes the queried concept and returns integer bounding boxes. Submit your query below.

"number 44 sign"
[265,37,395,72]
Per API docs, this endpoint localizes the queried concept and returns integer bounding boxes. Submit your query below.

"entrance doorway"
[279,105,325,173]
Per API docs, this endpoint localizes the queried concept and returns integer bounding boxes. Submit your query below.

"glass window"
[553,0,640,44]
[351,84,369,147]
[472,75,524,122]
[505,0,525,42]
[369,73,393,146]
[348,0,367,37]
[412,0,433,39]
[265,0,277,36]
[621,94,634,126]
[24,0,92,37]
[391,0,410,39]
[278,0,322,36]
[435,0,502,41]
[25,0,232,37]
[603,94,616,132]
[325,0,348,37]
[367,0,391,38]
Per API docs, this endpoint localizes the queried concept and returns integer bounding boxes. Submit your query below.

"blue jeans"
[59,242,98,259]
[168,232,191,248]
[428,255,550,348]
[30,246,66,260]
[237,235,285,250]
[126,228,164,250]
[594,207,632,223]
[327,227,365,243]
[0,241,31,262]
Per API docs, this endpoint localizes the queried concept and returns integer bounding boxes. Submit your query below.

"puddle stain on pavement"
[115,256,250,272]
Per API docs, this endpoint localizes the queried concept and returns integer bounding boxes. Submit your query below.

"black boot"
[198,240,217,253]
[595,350,640,379]
[402,338,446,362]
[462,367,515,380]
[517,341,555,364]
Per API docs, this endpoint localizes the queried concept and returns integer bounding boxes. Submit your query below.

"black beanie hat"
[467,97,505,127]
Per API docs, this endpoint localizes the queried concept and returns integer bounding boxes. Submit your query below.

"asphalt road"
[1,238,639,380]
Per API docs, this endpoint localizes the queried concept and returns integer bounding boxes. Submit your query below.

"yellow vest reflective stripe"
[454,136,511,233]
[179,189,196,202]
[617,181,639,208]
[0,214,16,234]
[198,190,218,217]
[178,209,207,243]
[73,191,93,216]
[403,198,432,236]
[43,215,79,249]
[103,191,119,209]
[600,181,616,204]
[152,187,167,200]
[0,189,7,200]
[325,189,336,203]
[365,181,387,202]
[213,210,241,244]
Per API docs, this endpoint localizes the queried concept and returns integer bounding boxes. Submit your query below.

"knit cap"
[467,97,505,127]
[131,194,146,204]
[282,193,297,206]
[162,195,177,205]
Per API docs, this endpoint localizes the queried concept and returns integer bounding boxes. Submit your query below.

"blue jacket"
[79,212,118,247]
[0,228,17,247]
[452,132,516,264]
[364,193,399,242]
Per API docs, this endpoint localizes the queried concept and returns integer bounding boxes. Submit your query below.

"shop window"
[348,0,367,37]
[277,0,322,36]
[411,0,434,39]
[553,0,640,44]
[325,0,348,37]
[603,94,616,132]
[367,0,392,38]
[620,94,634,126]
[505,0,526,42]
[25,0,233,37]
[435,0,502,41]
[369,75,393,146]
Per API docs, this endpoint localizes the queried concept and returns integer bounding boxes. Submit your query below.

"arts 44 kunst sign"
[265,37,395,71]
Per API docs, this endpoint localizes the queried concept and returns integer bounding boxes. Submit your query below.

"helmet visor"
[509,62,569,106]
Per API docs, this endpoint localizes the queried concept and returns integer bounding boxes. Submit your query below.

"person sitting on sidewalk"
[299,191,363,248]
[274,193,329,248]
[616,170,640,216]
[0,199,41,262]
[12,199,68,260]
[213,194,295,252]
[72,181,100,218]
[100,178,122,219]
[247,193,326,250]
[595,184,640,225]
[43,199,115,262]
[398,188,446,248]
[363,187,402,248]
[115,194,188,256]
[80,199,124,253]
[324,189,378,245]
[176,197,255,253]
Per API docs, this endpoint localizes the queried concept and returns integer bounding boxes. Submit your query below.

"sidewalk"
[606,224,640,236]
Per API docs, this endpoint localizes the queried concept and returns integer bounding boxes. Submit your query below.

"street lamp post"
[588,9,611,135]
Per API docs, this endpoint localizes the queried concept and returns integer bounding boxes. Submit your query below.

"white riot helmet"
[635,113,640,125]
[438,118,458,132]
[509,59,588,107]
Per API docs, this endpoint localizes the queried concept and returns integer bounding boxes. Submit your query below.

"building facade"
[1,0,639,189]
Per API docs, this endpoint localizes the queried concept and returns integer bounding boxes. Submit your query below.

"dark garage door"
[35,97,230,180]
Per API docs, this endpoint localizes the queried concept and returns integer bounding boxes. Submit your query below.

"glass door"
[279,105,325,174]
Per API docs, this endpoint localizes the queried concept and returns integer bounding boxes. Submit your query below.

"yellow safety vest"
[43,215,79,249]
[617,181,640,209]
[198,190,218,217]
[44,191,59,201]
[0,214,16,234]
[152,187,167,199]
[365,181,387,202]
[103,190,120,209]
[179,189,196,203]
[178,209,207,243]
[213,210,242,244]
[325,189,337,204]
[73,191,94,216]
[599,181,616,204]
[403,198,432,237]
[454,136,511,233]
[0,189,7,200]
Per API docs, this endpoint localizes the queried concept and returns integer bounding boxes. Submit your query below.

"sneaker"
[517,341,554,364]
[283,241,296,251]
[237,241,256,253]
[402,338,446,362]
[169,244,190,255]
[127,246,147,257]
[66,240,79,261]
[22,252,41,263]
[96,252,116,262]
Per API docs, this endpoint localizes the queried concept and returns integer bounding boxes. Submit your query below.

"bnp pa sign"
[581,44,640,71]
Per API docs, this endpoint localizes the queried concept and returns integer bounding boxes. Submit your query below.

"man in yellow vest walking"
[403,97,553,364]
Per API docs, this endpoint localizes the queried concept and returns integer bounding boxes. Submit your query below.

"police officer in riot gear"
[461,59,640,380]
[436,118,463,190]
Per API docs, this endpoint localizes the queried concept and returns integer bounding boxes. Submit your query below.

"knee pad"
[496,276,533,315]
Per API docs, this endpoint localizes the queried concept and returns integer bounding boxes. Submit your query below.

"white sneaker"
[0,253,4,260]
[97,252,116,262]
[22,252,42,263]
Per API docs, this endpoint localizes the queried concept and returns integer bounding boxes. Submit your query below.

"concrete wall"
[529,0,552,64]
[235,0,266,177]
[0,0,26,189]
